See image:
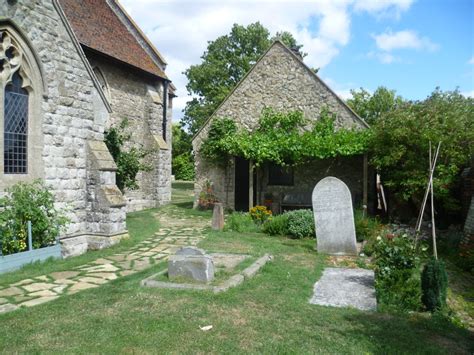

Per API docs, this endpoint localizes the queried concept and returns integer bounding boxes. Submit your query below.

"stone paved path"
[309,267,377,311]
[0,211,209,314]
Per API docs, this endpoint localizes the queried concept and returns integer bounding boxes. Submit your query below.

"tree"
[183,22,303,134]
[347,86,404,125]
[369,89,474,217]
[172,123,194,181]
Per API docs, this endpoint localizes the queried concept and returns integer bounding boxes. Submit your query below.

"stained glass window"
[4,71,28,174]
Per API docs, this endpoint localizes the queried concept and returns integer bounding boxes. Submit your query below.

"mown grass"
[0,182,472,353]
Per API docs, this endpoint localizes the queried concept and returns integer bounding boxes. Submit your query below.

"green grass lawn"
[0,182,472,353]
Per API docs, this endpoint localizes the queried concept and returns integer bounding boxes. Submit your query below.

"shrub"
[0,180,68,255]
[262,214,289,236]
[421,258,448,312]
[354,209,383,243]
[286,209,315,239]
[224,212,260,233]
[372,233,426,311]
[172,153,195,181]
[249,205,272,224]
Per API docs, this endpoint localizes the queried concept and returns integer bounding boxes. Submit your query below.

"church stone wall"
[0,0,127,256]
[87,55,171,211]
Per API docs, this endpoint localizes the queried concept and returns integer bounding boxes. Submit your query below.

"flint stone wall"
[0,0,126,254]
[193,41,367,210]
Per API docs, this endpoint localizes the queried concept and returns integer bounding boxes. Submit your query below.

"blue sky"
[320,0,474,100]
[122,0,474,120]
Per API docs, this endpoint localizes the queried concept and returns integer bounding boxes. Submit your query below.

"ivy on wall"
[200,108,370,167]
[104,119,153,192]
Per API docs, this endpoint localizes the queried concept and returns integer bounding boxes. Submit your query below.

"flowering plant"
[249,205,272,224]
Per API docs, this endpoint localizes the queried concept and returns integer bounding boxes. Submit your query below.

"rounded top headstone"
[311,176,357,256]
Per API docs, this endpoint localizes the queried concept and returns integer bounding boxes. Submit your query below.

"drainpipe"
[162,80,169,142]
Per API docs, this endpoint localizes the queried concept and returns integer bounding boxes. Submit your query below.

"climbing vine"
[104,119,153,192]
[200,108,371,167]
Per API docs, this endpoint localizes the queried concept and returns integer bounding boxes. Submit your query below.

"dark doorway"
[234,157,249,211]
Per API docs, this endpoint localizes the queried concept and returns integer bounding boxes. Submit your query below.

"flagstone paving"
[0,212,209,314]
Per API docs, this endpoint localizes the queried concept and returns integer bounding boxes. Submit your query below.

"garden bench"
[280,192,312,212]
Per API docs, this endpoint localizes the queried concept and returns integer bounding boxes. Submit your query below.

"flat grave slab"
[309,267,376,311]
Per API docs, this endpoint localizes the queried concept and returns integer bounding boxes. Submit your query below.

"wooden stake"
[415,142,441,245]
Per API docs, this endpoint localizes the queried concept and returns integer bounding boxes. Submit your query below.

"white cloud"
[120,0,415,120]
[367,51,398,64]
[469,56,474,65]
[461,90,474,98]
[354,0,414,18]
[373,30,439,52]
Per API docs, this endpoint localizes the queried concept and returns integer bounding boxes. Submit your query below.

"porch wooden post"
[249,160,254,210]
[363,153,368,216]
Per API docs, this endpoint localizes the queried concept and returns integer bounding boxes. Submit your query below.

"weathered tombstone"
[312,177,357,255]
[211,203,224,231]
[168,246,215,283]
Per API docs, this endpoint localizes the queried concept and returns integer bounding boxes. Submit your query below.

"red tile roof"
[58,0,168,79]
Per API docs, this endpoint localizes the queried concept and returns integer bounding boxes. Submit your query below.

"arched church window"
[4,71,28,173]
[0,22,44,181]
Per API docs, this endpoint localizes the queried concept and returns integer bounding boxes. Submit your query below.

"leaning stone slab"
[168,253,214,283]
[309,268,376,311]
[312,177,357,255]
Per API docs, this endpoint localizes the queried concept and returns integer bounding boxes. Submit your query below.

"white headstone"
[312,177,357,255]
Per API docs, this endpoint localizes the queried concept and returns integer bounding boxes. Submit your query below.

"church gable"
[194,41,366,149]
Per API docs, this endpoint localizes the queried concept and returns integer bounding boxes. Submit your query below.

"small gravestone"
[168,246,214,283]
[211,203,224,231]
[312,177,357,255]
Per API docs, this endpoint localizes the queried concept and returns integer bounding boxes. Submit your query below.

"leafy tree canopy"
[347,86,405,125]
[369,88,474,214]
[183,22,303,134]
[200,108,370,167]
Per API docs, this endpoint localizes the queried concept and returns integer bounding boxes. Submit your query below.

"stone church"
[193,40,372,213]
[0,0,173,256]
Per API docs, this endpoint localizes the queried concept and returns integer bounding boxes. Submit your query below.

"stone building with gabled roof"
[0,0,173,257]
[193,40,372,213]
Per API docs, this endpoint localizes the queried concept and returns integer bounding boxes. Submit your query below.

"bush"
[421,258,448,312]
[286,209,314,239]
[172,153,195,181]
[373,233,426,311]
[262,214,289,236]
[354,209,383,243]
[0,180,68,255]
[224,212,260,233]
[249,205,272,224]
